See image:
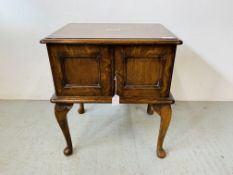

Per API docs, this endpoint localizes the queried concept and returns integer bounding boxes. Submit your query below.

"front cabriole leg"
[153,104,172,158]
[55,103,73,156]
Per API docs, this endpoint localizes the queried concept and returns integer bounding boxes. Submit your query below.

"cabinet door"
[114,46,176,98]
[47,44,112,96]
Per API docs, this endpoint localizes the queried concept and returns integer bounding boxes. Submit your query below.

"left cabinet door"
[47,44,112,96]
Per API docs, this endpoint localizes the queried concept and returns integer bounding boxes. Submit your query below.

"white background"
[0,0,233,100]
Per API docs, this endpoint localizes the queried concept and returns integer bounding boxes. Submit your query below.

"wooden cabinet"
[41,23,182,158]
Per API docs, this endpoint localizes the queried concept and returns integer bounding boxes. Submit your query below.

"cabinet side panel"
[160,46,177,97]
[46,44,63,95]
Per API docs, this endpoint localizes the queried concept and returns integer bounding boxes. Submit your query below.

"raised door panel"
[47,44,112,96]
[114,46,176,98]
[62,56,100,86]
[125,56,162,88]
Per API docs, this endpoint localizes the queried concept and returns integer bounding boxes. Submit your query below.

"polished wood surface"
[41,23,182,45]
[50,93,175,104]
[114,45,176,98]
[41,23,182,158]
[46,44,112,96]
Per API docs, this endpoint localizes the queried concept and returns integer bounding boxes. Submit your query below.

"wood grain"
[50,93,175,104]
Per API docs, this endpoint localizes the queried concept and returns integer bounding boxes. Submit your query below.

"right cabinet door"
[114,45,176,98]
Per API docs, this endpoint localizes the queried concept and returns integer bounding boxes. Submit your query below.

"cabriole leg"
[55,103,73,156]
[153,104,172,158]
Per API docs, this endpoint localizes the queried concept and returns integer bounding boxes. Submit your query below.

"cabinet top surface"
[41,23,182,45]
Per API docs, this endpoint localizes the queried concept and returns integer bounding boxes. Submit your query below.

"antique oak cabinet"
[40,23,182,158]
